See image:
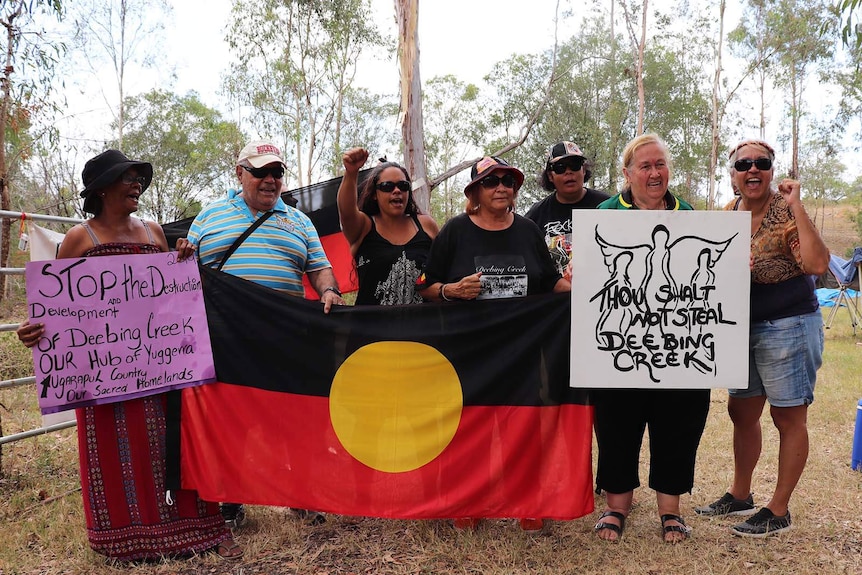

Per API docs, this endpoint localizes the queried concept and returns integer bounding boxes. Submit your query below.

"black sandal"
[594,510,626,541]
[660,514,692,543]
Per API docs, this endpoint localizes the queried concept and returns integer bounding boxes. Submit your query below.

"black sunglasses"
[241,165,285,179]
[734,158,772,172]
[376,180,411,193]
[550,158,584,174]
[479,174,516,189]
[120,174,148,186]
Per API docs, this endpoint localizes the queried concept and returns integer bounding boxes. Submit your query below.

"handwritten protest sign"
[25,252,216,413]
[570,210,750,389]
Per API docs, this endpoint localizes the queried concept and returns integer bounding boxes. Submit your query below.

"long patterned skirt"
[77,395,230,561]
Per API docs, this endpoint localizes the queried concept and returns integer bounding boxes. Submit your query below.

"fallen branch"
[20,487,81,515]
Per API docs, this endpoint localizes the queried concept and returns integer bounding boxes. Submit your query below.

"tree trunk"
[708,0,726,210]
[0,5,23,304]
[395,0,429,213]
[636,0,648,135]
[790,70,800,179]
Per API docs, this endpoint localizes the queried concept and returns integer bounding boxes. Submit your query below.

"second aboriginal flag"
[179,266,594,520]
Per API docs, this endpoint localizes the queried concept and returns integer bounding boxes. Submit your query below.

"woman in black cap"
[17,150,242,561]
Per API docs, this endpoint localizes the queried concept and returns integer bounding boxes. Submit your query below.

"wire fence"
[1,210,82,445]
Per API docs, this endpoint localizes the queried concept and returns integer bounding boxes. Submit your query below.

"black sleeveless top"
[354,215,432,305]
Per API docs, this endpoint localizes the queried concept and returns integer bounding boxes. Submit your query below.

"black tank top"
[354,215,432,305]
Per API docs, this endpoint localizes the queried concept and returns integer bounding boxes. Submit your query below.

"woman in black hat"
[417,155,569,531]
[419,156,569,304]
[16,150,242,561]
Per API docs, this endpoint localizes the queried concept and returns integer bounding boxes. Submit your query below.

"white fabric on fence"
[28,223,64,261]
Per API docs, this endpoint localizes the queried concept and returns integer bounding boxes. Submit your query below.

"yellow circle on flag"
[330,341,463,473]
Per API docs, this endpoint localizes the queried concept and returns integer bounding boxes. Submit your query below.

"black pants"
[593,388,710,495]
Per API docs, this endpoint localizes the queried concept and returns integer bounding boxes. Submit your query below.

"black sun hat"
[80,150,153,213]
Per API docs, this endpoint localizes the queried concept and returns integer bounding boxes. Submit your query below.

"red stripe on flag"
[181,382,594,520]
[302,232,356,299]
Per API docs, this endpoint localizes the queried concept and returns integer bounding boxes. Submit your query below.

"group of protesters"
[16,131,829,562]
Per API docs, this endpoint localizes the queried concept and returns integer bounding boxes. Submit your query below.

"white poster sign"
[570,210,750,389]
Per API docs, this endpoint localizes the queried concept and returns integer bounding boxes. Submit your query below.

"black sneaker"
[220,503,246,529]
[731,507,792,538]
[293,508,326,525]
[694,492,756,517]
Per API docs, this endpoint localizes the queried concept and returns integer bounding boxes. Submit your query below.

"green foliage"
[223,0,393,186]
[453,11,715,212]
[113,90,246,223]
[423,75,484,222]
[837,0,862,45]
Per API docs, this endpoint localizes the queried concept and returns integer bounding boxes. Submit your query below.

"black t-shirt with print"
[524,188,610,277]
[422,213,561,299]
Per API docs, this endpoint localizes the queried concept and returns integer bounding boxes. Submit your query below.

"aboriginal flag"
[180,266,594,520]
[287,169,370,299]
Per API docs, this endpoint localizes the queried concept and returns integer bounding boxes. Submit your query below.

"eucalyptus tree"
[733,0,836,176]
[797,128,851,231]
[522,15,634,198]
[71,0,172,148]
[338,86,400,158]
[422,75,484,222]
[0,0,64,304]
[771,0,837,177]
[115,90,246,223]
[727,0,775,140]
[642,19,714,206]
[837,32,862,144]
[838,0,862,44]
[223,0,387,187]
[15,144,80,220]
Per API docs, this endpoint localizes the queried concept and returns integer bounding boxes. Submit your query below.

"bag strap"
[216,210,275,271]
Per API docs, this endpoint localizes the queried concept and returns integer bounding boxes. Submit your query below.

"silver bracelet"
[439,284,452,301]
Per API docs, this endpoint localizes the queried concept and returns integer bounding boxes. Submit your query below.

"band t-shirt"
[421,213,561,299]
[524,188,610,279]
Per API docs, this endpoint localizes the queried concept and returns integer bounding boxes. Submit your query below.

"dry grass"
[815,202,859,258]
[1,307,861,574]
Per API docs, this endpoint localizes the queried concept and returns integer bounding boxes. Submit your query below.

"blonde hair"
[621,133,672,186]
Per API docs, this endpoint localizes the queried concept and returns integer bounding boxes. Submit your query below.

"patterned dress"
[75,226,230,561]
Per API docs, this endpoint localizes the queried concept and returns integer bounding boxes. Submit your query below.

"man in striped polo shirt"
[179,140,343,310]
[177,139,343,528]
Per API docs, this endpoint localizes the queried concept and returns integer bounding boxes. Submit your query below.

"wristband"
[439,284,452,302]
[323,286,342,297]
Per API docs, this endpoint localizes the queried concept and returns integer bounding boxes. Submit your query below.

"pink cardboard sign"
[25,252,216,414]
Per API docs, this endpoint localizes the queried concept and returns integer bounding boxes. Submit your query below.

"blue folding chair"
[824,249,862,334]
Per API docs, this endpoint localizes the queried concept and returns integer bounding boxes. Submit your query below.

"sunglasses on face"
[550,158,584,174]
[241,165,285,179]
[120,174,148,186]
[734,158,772,172]
[479,174,516,189]
[376,180,411,193]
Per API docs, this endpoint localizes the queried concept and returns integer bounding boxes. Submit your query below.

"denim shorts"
[729,311,824,407]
